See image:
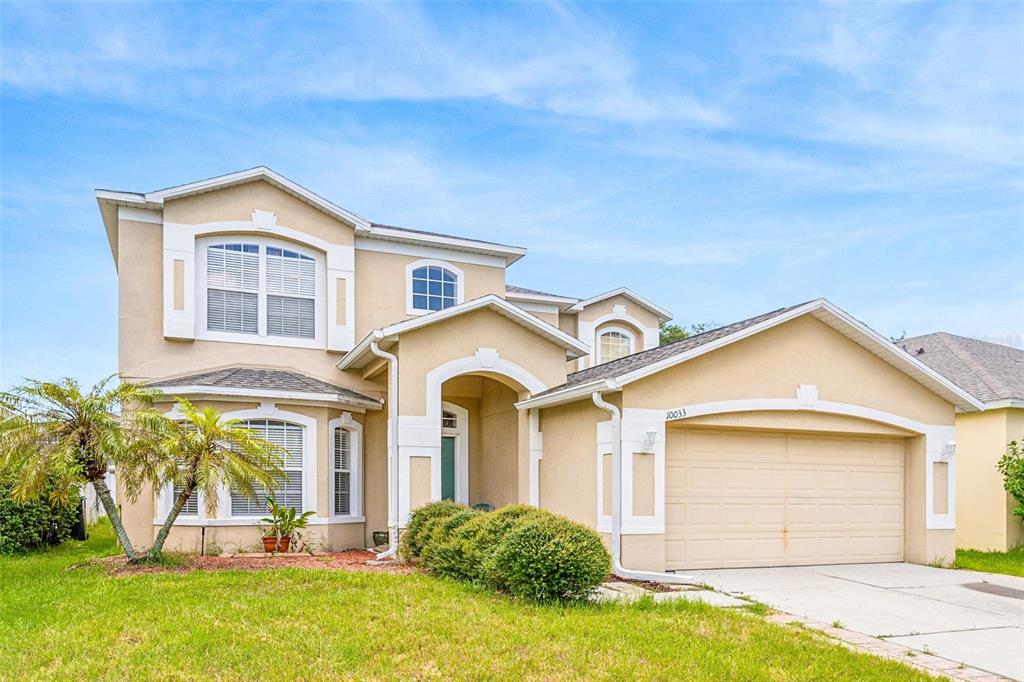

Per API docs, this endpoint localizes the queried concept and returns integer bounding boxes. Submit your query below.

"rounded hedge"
[0,482,79,556]
[420,508,480,572]
[406,501,611,603]
[400,499,465,560]
[490,513,610,603]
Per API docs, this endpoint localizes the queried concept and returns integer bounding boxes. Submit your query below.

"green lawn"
[954,546,1024,577]
[0,523,933,681]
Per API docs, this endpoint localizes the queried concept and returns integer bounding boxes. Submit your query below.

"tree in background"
[659,321,718,346]
[0,377,156,559]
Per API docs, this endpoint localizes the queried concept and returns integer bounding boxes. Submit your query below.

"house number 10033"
[665,408,687,420]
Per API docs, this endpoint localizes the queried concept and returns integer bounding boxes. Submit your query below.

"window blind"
[206,244,259,334]
[266,247,315,338]
[230,420,304,515]
[333,428,351,515]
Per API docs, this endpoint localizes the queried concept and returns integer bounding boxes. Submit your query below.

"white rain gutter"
[371,341,400,560]
[591,391,696,585]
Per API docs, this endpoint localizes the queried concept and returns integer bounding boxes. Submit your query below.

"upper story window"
[598,329,633,363]
[198,237,323,347]
[406,259,464,315]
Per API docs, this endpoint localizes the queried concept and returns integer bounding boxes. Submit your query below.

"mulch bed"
[610,575,674,593]
[91,550,416,576]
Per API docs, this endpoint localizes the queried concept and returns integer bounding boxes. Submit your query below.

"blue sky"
[1,2,1021,389]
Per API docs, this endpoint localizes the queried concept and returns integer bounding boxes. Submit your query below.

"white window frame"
[195,235,327,349]
[597,326,635,364]
[405,258,465,316]
[328,412,363,521]
[154,403,318,526]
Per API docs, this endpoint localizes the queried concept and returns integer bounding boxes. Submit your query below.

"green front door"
[441,436,456,501]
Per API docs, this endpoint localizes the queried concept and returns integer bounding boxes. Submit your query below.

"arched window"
[411,265,458,312]
[230,419,305,515]
[201,238,321,343]
[598,329,633,363]
[441,410,457,430]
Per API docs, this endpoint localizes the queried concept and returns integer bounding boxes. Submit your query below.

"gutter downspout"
[592,391,696,585]
[371,340,400,560]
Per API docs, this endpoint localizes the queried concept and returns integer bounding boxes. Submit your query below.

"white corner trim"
[595,408,666,535]
[404,258,465,316]
[528,408,543,506]
[327,412,363,519]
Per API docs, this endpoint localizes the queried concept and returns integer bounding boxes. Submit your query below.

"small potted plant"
[261,495,314,553]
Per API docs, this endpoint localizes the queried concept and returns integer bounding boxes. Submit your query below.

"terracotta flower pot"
[262,536,291,553]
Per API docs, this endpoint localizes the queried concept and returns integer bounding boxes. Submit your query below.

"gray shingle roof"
[506,284,578,300]
[532,301,812,398]
[148,367,378,404]
[900,333,1024,403]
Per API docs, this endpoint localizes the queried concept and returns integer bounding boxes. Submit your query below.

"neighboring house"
[901,333,1024,551]
[97,167,982,570]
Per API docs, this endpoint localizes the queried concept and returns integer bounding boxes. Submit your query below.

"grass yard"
[954,546,1024,577]
[0,522,933,681]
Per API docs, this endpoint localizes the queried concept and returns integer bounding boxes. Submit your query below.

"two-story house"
[98,167,982,572]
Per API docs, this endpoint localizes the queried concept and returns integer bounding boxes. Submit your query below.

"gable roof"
[337,294,590,370]
[147,367,381,409]
[900,332,1024,405]
[519,298,983,412]
[568,287,672,322]
[96,167,526,265]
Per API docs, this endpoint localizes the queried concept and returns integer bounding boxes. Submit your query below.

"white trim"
[327,412,363,521]
[663,393,957,530]
[512,301,561,317]
[528,408,543,506]
[366,224,525,265]
[595,408,666,535]
[441,401,470,505]
[153,384,380,410]
[577,314,658,369]
[505,288,579,307]
[356,236,508,268]
[569,287,672,322]
[338,294,590,370]
[119,206,162,224]
[404,259,465,316]
[393,349,548,525]
[982,399,1024,410]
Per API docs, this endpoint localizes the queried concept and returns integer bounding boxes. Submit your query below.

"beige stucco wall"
[576,293,660,329]
[535,312,959,570]
[117,398,376,553]
[163,179,356,246]
[115,213,379,391]
[395,307,571,414]
[623,315,954,427]
[354,249,506,337]
[537,400,604,526]
[955,407,1024,551]
[475,381,519,507]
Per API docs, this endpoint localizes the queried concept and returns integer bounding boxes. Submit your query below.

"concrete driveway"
[686,563,1024,680]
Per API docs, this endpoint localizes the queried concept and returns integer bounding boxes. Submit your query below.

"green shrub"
[490,513,610,603]
[0,481,79,555]
[420,508,480,573]
[459,504,543,584]
[401,500,465,560]
[997,441,1024,520]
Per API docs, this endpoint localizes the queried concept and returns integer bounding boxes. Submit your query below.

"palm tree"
[128,398,284,561]
[0,376,156,560]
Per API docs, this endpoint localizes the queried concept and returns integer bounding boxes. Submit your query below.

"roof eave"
[515,379,619,410]
[365,225,527,265]
[152,384,383,410]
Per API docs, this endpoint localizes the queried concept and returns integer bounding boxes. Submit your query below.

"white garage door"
[666,427,904,570]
